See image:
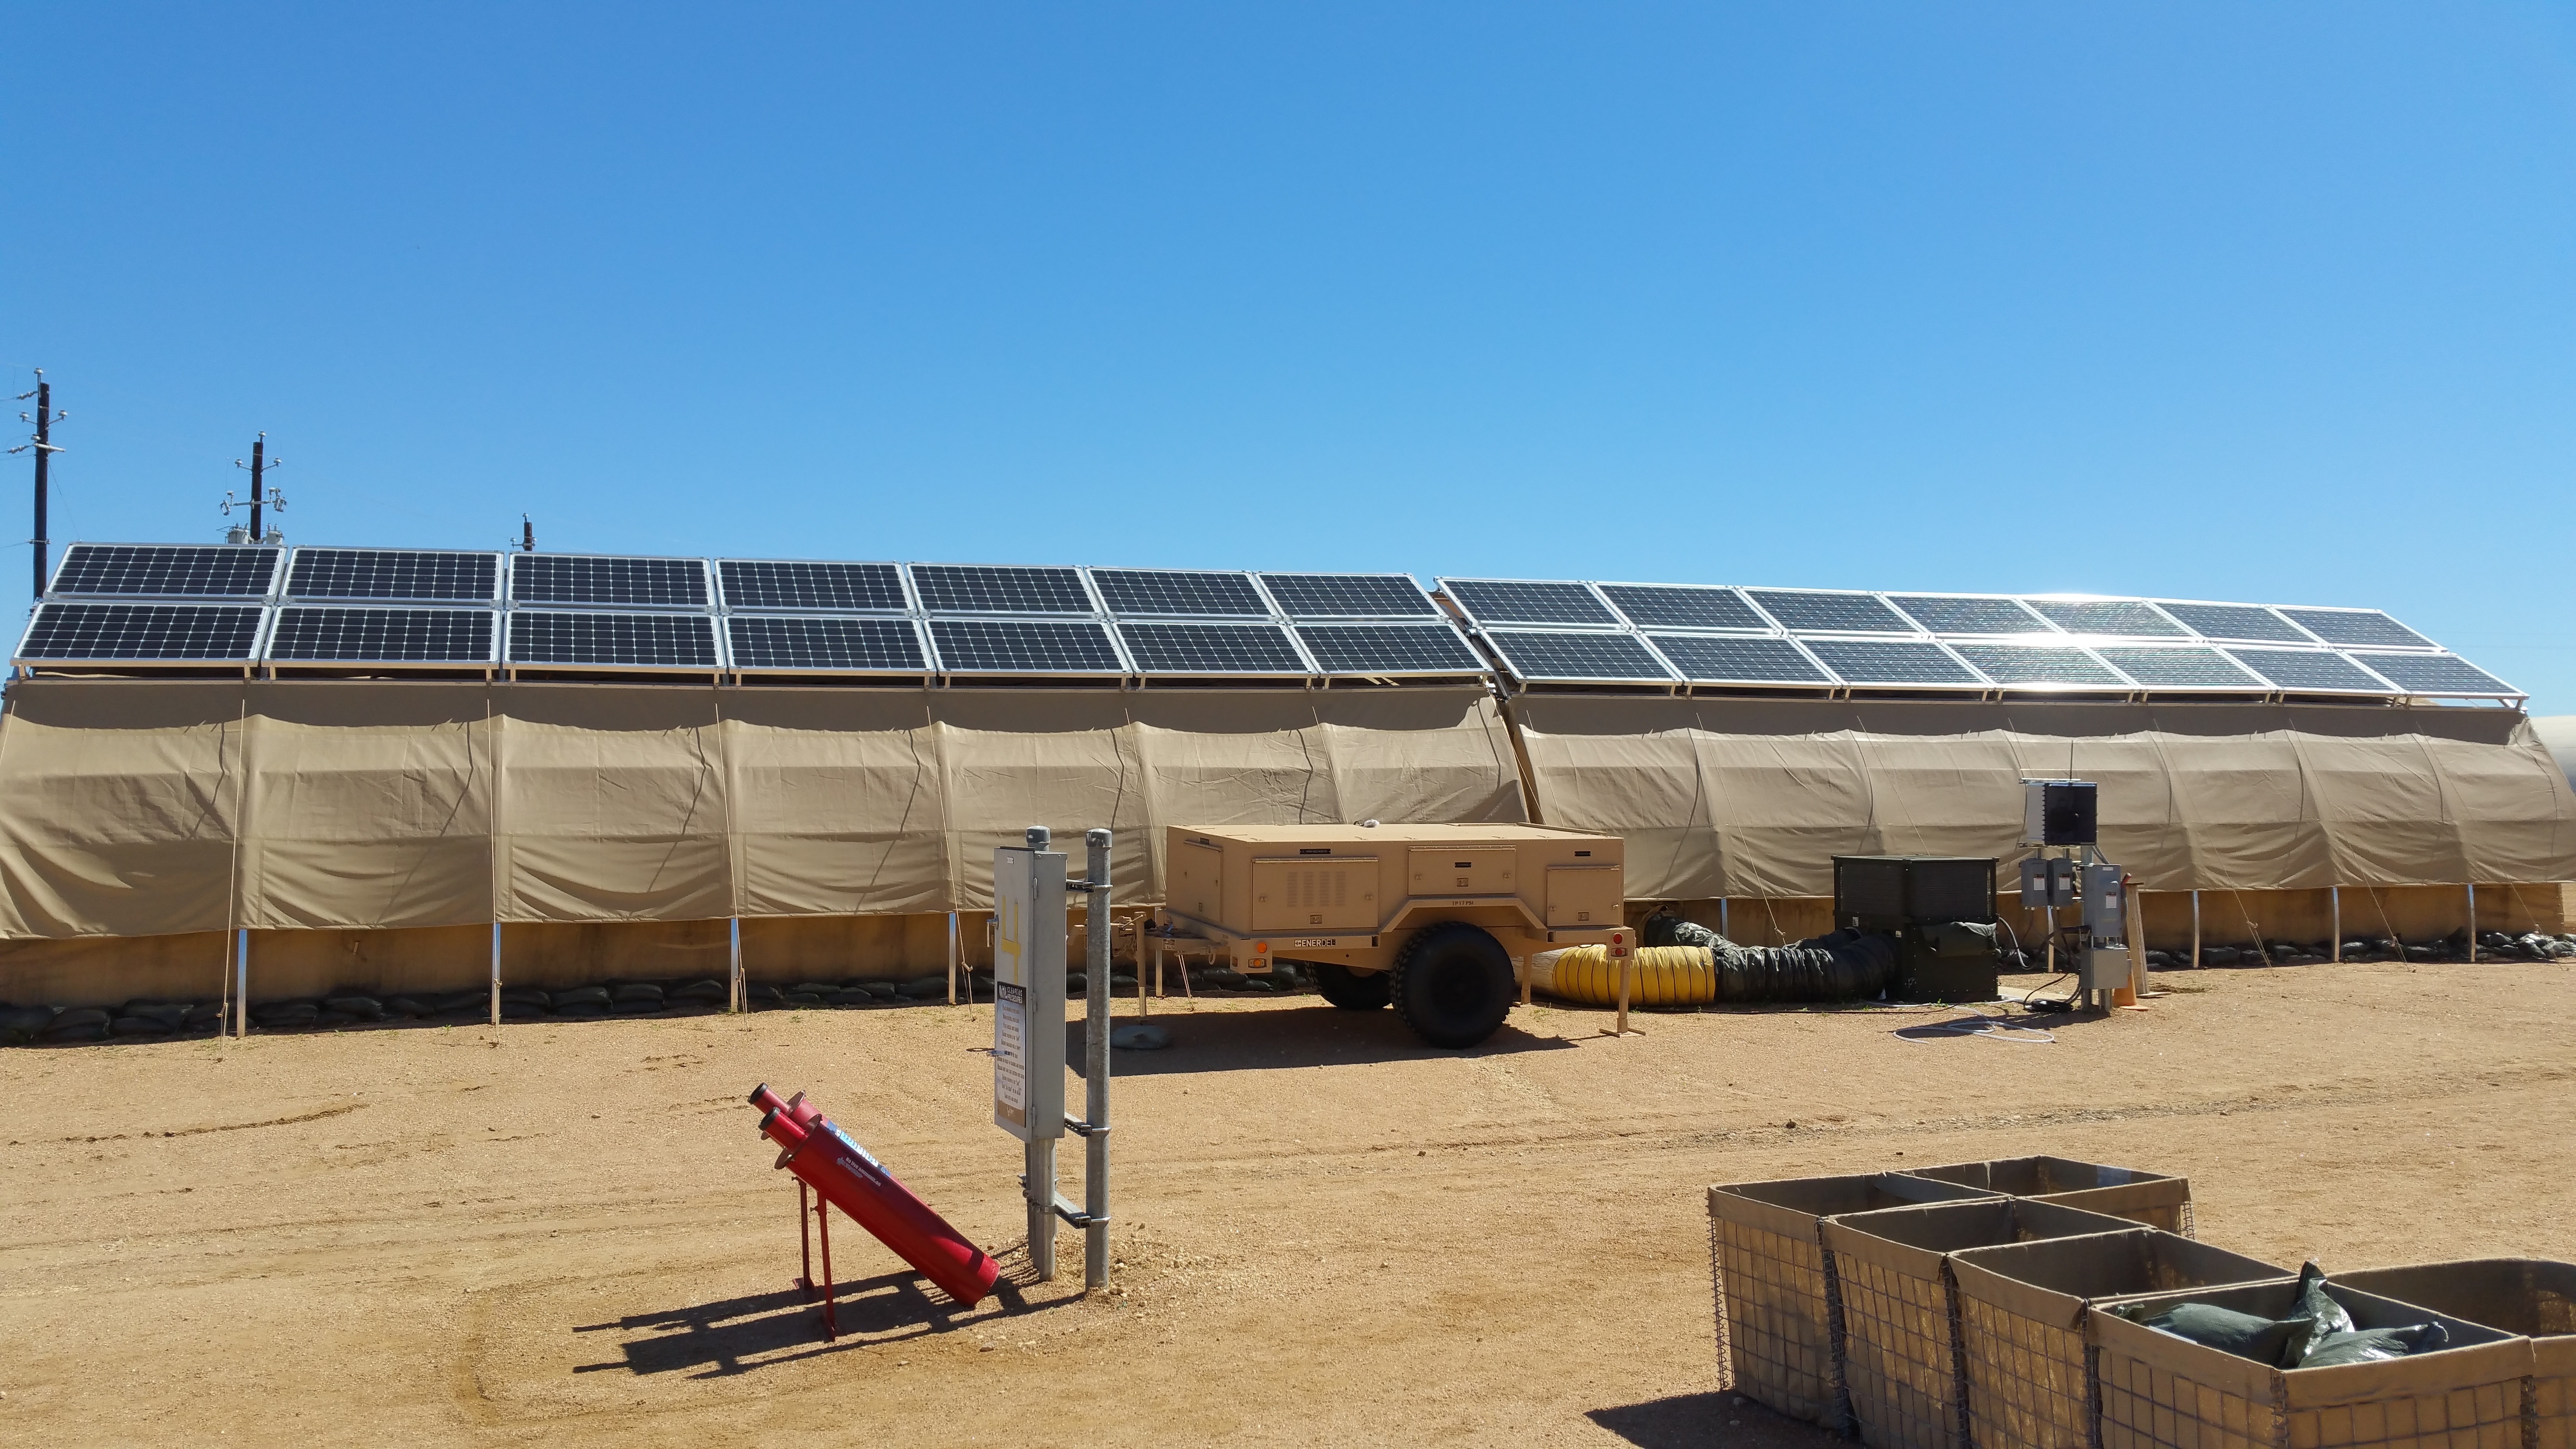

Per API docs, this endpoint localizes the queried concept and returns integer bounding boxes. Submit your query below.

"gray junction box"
[991,843,1067,1143]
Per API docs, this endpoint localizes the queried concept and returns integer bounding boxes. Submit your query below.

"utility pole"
[11,370,65,598]
[227,434,285,544]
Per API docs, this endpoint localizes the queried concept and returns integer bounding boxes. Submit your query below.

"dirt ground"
[3,962,2571,1448]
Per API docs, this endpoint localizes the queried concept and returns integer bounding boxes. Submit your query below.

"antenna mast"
[11,370,65,598]
[225,434,286,544]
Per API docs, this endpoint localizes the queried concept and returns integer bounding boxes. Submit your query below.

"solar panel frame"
[724,614,931,675]
[2346,651,2519,698]
[283,547,503,603]
[1594,582,1772,632]
[1114,621,1315,676]
[2023,598,2190,639]
[1479,629,1678,684]
[926,618,1130,675]
[1947,642,2128,689]
[1291,623,1490,676]
[15,600,271,665]
[1086,568,1276,619]
[265,605,499,665]
[1798,637,1987,687]
[1745,589,1919,635]
[2275,607,2438,651]
[49,542,284,599]
[2092,645,2267,690]
[505,611,724,671]
[1887,594,2057,637]
[2152,600,2313,644]
[1645,634,1835,686]
[505,552,713,609]
[909,563,1099,616]
[1436,578,1622,628]
[1254,572,1442,620]
[2222,647,2402,695]
[714,559,912,614]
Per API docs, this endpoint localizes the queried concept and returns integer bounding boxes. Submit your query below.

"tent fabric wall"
[1508,695,2576,899]
[0,680,1526,939]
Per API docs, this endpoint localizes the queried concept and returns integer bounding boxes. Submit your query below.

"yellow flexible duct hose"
[1528,945,1715,1007]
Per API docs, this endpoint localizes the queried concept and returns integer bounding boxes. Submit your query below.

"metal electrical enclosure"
[2079,862,2127,990]
[2019,856,2077,910]
[992,842,1067,1143]
[2022,779,2099,846]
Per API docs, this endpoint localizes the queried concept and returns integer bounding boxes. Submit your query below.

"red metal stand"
[795,1179,837,1340]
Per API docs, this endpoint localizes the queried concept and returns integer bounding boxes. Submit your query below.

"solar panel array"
[8,545,2518,699]
[1429,576,2516,699]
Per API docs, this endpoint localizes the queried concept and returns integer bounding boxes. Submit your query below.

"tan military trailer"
[1152,822,1632,1048]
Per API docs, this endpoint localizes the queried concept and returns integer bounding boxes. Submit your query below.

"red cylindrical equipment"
[746,1083,998,1307]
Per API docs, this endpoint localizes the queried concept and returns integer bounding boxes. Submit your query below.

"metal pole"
[489,920,501,1026]
[2467,883,2478,962]
[729,917,744,1012]
[1614,950,1632,1036]
[2331,887,2341,963]
[248,436,264,542]
[1719,897,1729,941]
[31,376,50,599]
[1083,827,1111,1291]
[948,910,959,1005]
[233,928,248,1037]
[1025,827,1054,1282]
[2190,890,2201,969]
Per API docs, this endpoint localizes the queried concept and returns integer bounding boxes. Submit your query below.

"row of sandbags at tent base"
[1706,1162,2570,1449]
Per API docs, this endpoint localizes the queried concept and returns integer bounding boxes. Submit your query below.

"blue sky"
[6,5,2575,705]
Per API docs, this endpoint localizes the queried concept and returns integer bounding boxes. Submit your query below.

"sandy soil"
[3,962,2571,1448]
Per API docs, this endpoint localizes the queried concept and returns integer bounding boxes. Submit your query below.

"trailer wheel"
[1391,922,1514,1048]
[1313,962,1393,1011]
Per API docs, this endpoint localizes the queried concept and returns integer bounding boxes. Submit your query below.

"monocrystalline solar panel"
[1649,635,1831,684]
[1293,624,1485,674]
[1747,590,1914,634]
[1256,573,1439,619]
[1890,596,2051,636]
[911,564,1093,615]
[1117,622,1308,673]
[2350,653,2513,695]
[717,560,907,612]
[2094,647,2262,688]
[726,616,925,672]
[2277,608,2436,650]
[1597,584,1768,631]
[2026,599,2185,637]
[1802,638,1981,685]
[268,607,493,662]
[2157,602,2308,644]
[1089,569,1271,618]
[928,619,1124,672]
[2225,648,2395,693]
[509,555,708,608]
[51,544,279,598]
[285,548,499,602]
[18,602,264,660]
[1949,644,2123,687]
[1441,580,1618,627]
[1485,631,1672,681]
[507,612,719,667]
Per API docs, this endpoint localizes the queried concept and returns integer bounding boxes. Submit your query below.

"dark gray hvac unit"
[1833,855,2001,1003]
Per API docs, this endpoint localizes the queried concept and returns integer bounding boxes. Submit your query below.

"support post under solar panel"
[2330,887,2340,963]
[234,928,248,1038]
[490,923,501,1027]
[729,918,744,1014]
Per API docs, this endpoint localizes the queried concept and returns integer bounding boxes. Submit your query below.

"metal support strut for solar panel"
[12,370,65,600]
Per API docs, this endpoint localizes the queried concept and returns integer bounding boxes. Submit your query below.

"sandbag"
[2300,1323,2447,1367]
[2288,1262,2357,1339]
[2110,1301,2314,1366]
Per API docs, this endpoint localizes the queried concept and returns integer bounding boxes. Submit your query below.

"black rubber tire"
[1312,962,1393,1011]
[1391,922,1514,1048]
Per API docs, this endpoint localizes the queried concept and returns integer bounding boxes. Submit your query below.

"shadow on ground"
[570,1256,1074,1378]
[1065,1000,1578,1077]
[1589,1392,1842,1449]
